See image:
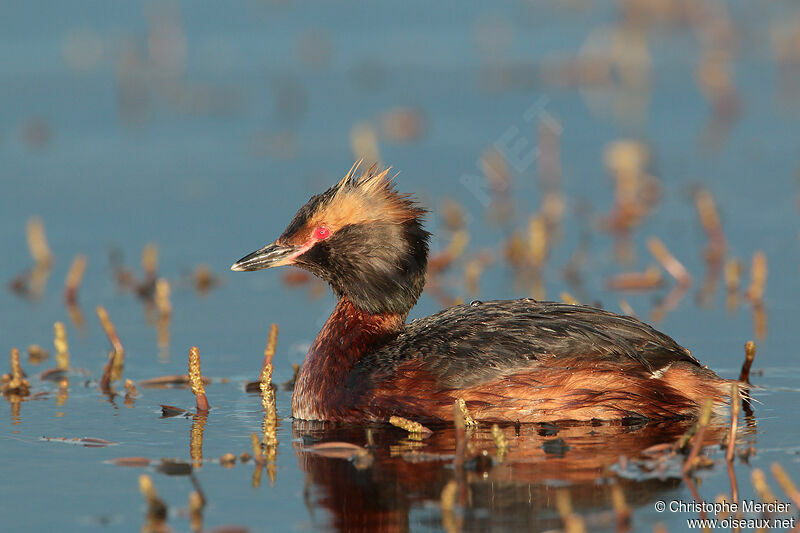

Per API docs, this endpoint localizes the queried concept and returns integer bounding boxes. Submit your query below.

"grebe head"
[231,162,430,315]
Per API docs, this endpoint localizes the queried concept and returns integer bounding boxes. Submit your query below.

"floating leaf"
[140,375,210,389]
[40,368,68,381]
[245,381,278,394]
[160,405,188,418]
[156,459,192,476]
[41,436,118,447]
[541,437,570,457]
[307,441,368,460]
[109,457,152,467]
[641,443,674,455]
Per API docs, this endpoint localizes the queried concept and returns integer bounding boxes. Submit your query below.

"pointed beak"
[230,241,299,272]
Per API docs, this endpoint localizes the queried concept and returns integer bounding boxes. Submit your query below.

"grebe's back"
[346,299,728,423]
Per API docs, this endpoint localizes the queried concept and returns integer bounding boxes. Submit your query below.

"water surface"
[2,2,800,531]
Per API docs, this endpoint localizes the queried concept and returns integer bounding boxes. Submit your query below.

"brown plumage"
[232,163,739,423]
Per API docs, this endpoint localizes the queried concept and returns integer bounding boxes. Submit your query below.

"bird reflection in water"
[292,419,748,532]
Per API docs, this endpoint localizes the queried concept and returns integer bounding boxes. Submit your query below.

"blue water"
[2,1,800,531]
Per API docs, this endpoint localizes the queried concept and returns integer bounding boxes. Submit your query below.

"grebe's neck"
[291,297,405,421]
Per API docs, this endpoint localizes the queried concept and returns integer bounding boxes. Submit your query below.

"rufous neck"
[291,298,405,420]
[314,297,405,358]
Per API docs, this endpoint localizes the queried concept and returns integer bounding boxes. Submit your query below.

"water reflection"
[292,419,737,532]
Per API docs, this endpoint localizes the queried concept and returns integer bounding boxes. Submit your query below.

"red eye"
[313,226,330,240]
